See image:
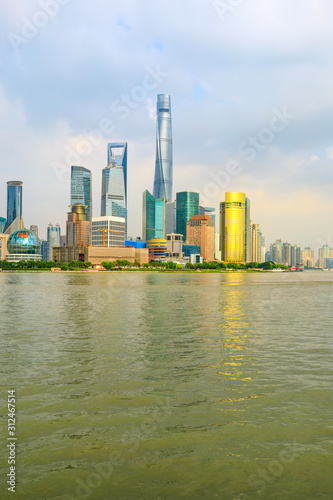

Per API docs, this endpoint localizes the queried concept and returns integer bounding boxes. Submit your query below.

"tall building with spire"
[153,94,173,202]
[101,143,127,237]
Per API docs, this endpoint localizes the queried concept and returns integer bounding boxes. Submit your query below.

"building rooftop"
[188,214,213,222]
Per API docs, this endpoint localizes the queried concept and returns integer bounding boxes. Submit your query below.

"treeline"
[0,260,92,270]
[0,259,289,271]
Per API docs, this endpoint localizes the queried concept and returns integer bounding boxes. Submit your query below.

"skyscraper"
[220,192,246,263]
[4,181,23,232]
[165,200,176,235]
[142,190,165,241]
[245,198,251,263]
[176,191,199,242]
[71,166,92,221]
[101,143,127,237]
[187,214,215,262]
[153,94,173,202]
[66,204,90,248]
[47,223,61,261]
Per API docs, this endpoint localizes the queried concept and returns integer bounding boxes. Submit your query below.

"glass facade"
[101,143,127,237]
[183,244,201,257]
[220,192,246,263]
[5,181,22,232]
[47,223,61,261]
[142,190,156,241]
[0,217,6,233]
[142,190,165,241]
[165,201,176,235]
[176,192,199,242]
[7,229,41,255]
[71,166,92,221]
[153,94,173,202]
[155,198,165,239]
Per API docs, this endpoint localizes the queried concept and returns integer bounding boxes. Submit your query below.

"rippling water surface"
[1,271,333,500]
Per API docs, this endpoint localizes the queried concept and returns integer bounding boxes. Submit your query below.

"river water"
[1,271,333,500]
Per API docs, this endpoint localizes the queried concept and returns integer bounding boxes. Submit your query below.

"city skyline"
[1,2,333,250]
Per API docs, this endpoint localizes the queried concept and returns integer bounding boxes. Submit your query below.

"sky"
[1,0,333,252]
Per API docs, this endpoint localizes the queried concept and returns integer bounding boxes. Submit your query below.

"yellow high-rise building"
[220,192,246,262]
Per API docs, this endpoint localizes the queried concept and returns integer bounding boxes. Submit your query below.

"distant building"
[101,143,127,237]
[153,94,173,202]
[318,245,333,268]
[250,223,264,263]
[187,214,215,262]
[0,217,6,233]
[85,246,148,265]
[176,191,199,242]
[41,240,48,261]
[302,247,315,267]
[142,190,165,241]
[324,258,333,269]
[147,238,167,261]
[71,166,92,221]
[6,229,41,262]
[91,216,125,247]
[165,233,183,259]
[4,181,23,233]
[66,204,89,247]
[47,223,61,261]
[245,198,251,263]
[125,240,147,249]
[270,240,282,264]
[165,200,176,235]
[220,192,245,263]
[30,225,38,237]
[183,244,201,258]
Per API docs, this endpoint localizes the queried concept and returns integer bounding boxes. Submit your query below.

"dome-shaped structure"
[7,229,41,255]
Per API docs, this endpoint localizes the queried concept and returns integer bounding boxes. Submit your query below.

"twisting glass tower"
[153,94,173,202]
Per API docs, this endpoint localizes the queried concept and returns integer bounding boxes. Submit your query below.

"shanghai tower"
[153,94,173,202]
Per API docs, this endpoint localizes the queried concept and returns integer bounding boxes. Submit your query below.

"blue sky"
[1,0,333,251]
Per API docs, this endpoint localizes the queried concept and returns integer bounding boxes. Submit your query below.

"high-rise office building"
[142,190,165,241]
[270,240,282,264]
[245,198,251,263]
[41,240,48,261]
[4,181,23,232]
[187,214,215,262]
[165,201,176,235]
[302,247,315,268]
[47,223,61,261]
[318,245,333,268]
[220,192,246,262]
[153,94,173,202]
[101,143,127,237]
[251,222,262,262]
[66,204,90,248]
[71,166,92,221]
[176,191,199,242]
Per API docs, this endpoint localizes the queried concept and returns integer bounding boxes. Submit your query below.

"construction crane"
[98,228,121,247]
